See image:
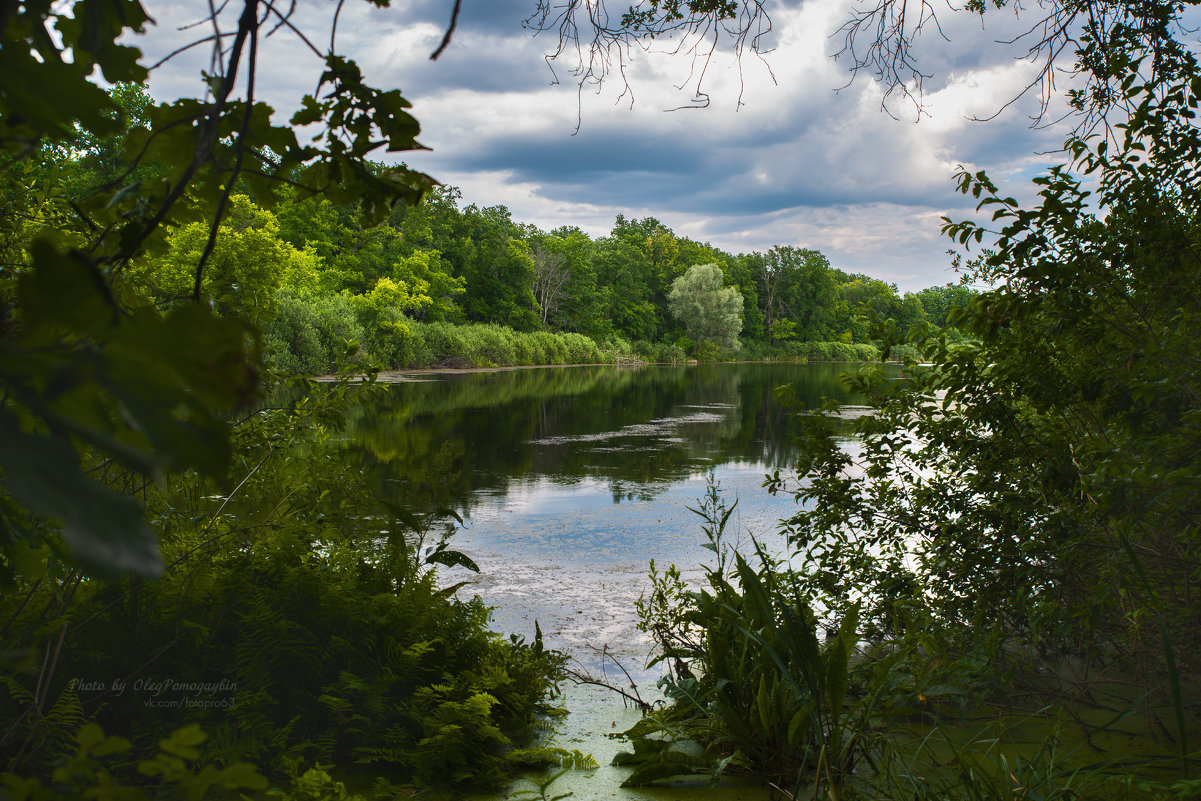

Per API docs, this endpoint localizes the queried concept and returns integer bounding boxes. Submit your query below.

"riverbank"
[315,353,908,382]
[270,312,901,377]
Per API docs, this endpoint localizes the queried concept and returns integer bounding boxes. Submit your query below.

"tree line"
[7,84,972,374]
[8,0,1194,797]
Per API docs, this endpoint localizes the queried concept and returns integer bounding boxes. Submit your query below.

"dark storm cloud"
[440,130,955,216]
[135,0,1079,290]
[343,0,534,34]
[368,32,555,95]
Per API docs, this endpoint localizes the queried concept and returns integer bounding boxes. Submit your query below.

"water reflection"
[340,362,886,517]
[334,362,890,801]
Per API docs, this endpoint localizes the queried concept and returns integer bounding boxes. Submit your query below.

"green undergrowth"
[260,289,902,375]
[614,481,1200,800]
[263,293,622,374]
[0,375,567,795]
[737,339,882,363]
[0,722,600,800]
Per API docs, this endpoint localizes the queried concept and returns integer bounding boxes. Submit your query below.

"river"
[336,362,886,799]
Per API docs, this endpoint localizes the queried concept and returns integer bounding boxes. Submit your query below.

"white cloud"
[134,0,1077,291]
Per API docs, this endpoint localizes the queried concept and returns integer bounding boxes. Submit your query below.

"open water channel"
[336,362,887,799]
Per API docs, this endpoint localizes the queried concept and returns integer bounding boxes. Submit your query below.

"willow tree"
[667,263,743,354]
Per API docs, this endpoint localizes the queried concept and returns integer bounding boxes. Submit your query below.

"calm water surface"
[339,362,885,799]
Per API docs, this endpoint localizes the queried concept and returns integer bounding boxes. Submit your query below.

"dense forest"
[7,85,968,376]
[1,0,1199,799]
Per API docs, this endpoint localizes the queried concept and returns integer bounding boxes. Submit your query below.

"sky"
[136,0,1078,292]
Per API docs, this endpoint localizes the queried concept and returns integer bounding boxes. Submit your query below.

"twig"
[565,644,653,712]
[564,666,652,713]
[430,0,462,60]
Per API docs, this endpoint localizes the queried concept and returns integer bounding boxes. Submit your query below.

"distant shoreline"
[313,358,891,382]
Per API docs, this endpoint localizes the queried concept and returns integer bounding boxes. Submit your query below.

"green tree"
[530,226,604,335]
[752,246,839,344]
[595,235,659,341]
[457,204,539,331]
[667,263,744,354]
[134,194,319,324]
[834,276,905,342]
[610,214,688,331]
[781,38,1201,726]
[276,194,407,295]
[48,83,160,199]
[912,281,977,327]
[392,248,466,322]
[0,0,437,579]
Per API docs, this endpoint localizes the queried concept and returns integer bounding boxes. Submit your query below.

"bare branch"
[525,0,774,131]
[431,0,464,60]
[835,0,1201,129]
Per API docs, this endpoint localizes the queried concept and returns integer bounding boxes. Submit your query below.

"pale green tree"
[667,263,743,354]
[392,248,465,322]
[136,195,319,325]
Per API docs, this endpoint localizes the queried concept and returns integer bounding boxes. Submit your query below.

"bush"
[638,341,687,363]
[404,322,437,367]
[354,304,410,367]
[531,332,566,365]
[693,341,721,362]
[264,291,364,376]
[512,331,536,365]
[0,385,566,790]
[600,335,633,362]
[854,342,880,360]
[560,332,601,364]
[270,314,614,371]
[882,342,919,362]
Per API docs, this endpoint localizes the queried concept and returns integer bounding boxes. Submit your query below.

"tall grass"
[401,322,608,368]
[739,340,882,362]
[262,291,621,374]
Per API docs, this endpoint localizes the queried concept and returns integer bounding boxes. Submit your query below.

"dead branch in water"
[563,644,654,713]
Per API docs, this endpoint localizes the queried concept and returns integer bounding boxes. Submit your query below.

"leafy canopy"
[667,263,744,354]
[0,1,437,580]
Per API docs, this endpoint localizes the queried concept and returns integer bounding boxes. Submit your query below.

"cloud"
[135,0,1077,292]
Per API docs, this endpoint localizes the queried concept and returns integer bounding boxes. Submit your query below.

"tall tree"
[667,263,744,354]
[595,234,659,341]
[530,243,569,328]
[458,204,539,331]
[0,0,438,578]
[531,226,604,334]
[912,282,977,327]
[752,246,837,344]
[135,194,319,325]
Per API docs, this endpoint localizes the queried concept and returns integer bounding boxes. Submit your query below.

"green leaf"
[20,241,118,335]
[426,546,479,572]
[0,410,162,579]
[619,756,705,786]
[158,724,206,759]
[825,604,858,730]
[213,762,269,791]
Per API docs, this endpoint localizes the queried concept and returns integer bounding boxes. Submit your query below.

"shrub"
[693,341,721,362]
[0,386,566,790]
[854,343,881,360]
[560,332,601,364]
[640,341,687,363]
[405,322,437,367]
[263,291,364,376]
[532,332,567,365]
[512,331,536,365]
[275,318,612,370]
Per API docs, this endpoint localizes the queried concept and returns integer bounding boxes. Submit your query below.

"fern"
[0,380,567,789]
